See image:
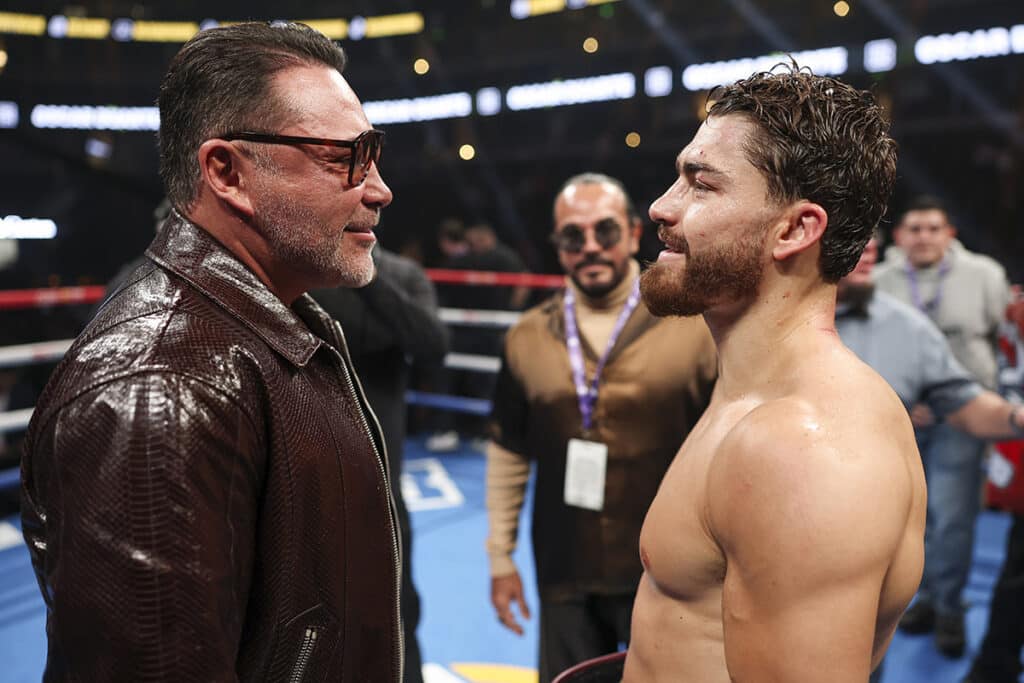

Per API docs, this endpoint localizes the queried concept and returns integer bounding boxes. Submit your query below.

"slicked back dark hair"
[707,63,897,283]
[158,21,348,209]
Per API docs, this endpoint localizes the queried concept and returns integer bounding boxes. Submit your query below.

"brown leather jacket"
[21,214,402,682]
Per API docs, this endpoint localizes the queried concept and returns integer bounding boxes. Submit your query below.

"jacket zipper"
[288,627,319,683]
[329,320,404,683]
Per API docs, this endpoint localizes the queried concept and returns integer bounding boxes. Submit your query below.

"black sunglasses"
[221,128,384,187]
[551,219,623,254]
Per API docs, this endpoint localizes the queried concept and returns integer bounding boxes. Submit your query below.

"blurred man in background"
[311,246,448,683]
[839,234,1024,682]
[431,222,531,452]
[875,196,1013,657]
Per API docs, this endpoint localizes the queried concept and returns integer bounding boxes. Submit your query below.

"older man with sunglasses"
[485,173,717,681]
[22,22,400,682]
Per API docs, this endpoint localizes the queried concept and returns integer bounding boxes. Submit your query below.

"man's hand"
[910,403,935,429]
[491,571,531,635]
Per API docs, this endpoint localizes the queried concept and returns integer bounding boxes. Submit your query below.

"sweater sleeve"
[485,441,530,577]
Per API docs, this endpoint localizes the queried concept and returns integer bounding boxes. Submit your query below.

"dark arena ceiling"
[0,0,1022,287]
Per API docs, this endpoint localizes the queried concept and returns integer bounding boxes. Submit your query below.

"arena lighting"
[133,21,200,42]
[458,144,476,160]
[70,17,111,40]
[348,16,367,40]
[28,26,1024,134]
[25,95,474,131]
[0,12,422,42]
[864,38,897,73]
[300,19,348,39]
[48,16,110,40]
[46,15,68,38]
[85,136,113,160]
[511,0,564,18]
[0,12,46,36]
[681,46,848,91]
[510,0,619,19]
[914,25,1024,65]
[363,92,472,125]
[30,105,159,131]
[476,87,502,116]
[644,66,673,97]
[0,216,57,240]
[505,72,635,111]
[364,13,424,38]
[0,101,18,129]
[110,18,133,42]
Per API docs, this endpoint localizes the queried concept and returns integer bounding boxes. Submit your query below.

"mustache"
[657,225,689,255]
[345,208,382,231]
[574,254,615,272]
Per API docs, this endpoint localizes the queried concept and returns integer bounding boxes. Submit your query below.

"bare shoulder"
[700,349,925,680]
[706,385,920,576]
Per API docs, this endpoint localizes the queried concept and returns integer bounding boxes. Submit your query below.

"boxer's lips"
[656,249,686,262]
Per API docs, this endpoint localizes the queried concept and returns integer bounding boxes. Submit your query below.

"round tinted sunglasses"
[550,219,623,253]
[220,128,385,187]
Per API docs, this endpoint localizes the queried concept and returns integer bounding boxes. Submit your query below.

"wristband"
[1012,407,1024,437]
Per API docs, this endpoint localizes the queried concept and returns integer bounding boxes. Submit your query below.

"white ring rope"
[0,308,511,434]
[0,408,33,435]
[439,308,521,328]
[0,339,74,369]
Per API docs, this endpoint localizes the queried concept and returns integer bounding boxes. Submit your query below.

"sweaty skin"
[624,115,926,682]
[626,359,924,682]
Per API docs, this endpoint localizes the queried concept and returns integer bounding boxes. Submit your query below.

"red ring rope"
[0,271,565,311]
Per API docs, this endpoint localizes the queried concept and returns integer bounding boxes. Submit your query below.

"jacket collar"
[146,210,324,367]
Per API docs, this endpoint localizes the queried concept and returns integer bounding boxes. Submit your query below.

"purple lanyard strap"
[905,257,950,316]
[563,277,641,433]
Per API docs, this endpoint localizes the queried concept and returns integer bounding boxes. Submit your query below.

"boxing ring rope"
[0,285,107,310]
[2,275,1021,479]
[0,278,1022,580]
[0,340,74,369]
[0,341,504,432]
[0,270,564,488]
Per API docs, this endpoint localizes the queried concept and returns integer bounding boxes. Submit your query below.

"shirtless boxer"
[626,65,926,681]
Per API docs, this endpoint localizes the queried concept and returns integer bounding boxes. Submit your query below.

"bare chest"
[638,417,732,603]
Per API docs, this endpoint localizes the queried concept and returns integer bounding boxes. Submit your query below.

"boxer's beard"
[641,227,765,317]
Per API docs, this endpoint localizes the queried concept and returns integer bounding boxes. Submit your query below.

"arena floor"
[0,437,1017,683]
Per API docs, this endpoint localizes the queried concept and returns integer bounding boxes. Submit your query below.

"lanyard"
[563,277,641,433]
[905,257,950,316]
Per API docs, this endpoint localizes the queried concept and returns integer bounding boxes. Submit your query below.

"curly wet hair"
[707,63,898,282]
